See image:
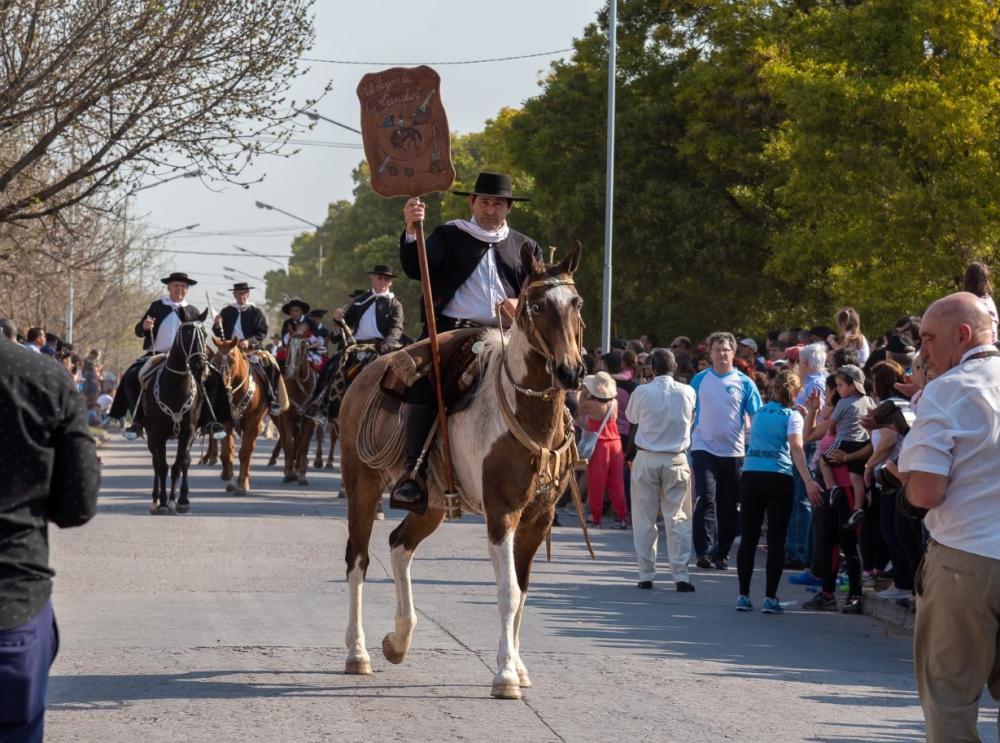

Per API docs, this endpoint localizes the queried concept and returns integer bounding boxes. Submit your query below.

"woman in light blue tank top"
[735,371,821,614]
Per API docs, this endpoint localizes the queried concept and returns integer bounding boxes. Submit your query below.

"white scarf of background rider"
[154,297,189,353]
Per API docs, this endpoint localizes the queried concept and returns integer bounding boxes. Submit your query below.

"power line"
[302,48,573,66]
[157,249,290,258]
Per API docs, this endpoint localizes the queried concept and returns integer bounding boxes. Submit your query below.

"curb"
[864,592,915,633]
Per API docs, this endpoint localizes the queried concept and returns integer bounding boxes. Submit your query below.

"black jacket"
[134,300,202,352]
[343,291,405,344]
[0,342,99,630]
[213,305,268,345]
[280,316,319,339]
[399,225,542,333]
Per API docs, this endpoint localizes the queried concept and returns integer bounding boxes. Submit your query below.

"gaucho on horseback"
[392,171,542,513]
[108,272,231,439]
[212,281,284,417]
[306,264,405,427]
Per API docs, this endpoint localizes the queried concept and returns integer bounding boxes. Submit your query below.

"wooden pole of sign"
[412,197,460,519]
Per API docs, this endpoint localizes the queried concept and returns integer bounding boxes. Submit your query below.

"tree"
[1,0,320,224]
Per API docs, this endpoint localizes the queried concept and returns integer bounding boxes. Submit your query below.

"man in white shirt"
[626,349,697,591]
[897,291,1000,742]
[690,332,762,569]
[23,327,45,353]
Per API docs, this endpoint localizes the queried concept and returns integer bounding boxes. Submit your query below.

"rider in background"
[213,281,283,416]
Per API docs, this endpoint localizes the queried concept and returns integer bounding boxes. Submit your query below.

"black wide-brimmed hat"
[453,171,530,201]
[230,281,254,292]
[367,264,397,278]
[281,298,310,315]
[348,289,366,298]
[161,271,198,286]
[308,309,327,318]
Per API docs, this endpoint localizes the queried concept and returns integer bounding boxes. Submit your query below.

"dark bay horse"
[339,244,586,698]
[278,335,317,485]
[141,311,211,515]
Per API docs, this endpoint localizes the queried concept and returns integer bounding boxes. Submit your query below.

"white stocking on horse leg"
[512,592,531,687]
[344,555,372,674]
[382,545,416,665]
[489,531,523,699]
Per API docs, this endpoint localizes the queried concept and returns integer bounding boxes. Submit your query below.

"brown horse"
[278,335,317,485]
[313,423,337,470]
[213,339,286,495]
[339,244,585,699]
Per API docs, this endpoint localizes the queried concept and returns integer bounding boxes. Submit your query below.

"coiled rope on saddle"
[357,383,405,470]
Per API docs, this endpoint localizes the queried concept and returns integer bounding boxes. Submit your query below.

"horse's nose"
[555,361,585,390]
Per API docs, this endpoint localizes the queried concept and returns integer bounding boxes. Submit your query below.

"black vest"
[134,301,202,352]
[214,305,268,345]
[343,291,405,343]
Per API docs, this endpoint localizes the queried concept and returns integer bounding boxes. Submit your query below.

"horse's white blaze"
[385,544,416,657]
[488,529,521,689]
[345,555,369,666]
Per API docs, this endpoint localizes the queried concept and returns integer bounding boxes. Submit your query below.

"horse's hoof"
[282,474,296,483]
[166,500,178,514]
[267,460,277,468]
[313,459,323,469]
[375,509,385,521]
[337,489,347,499]
[344,658,373,675]
[325,462,335,470]
[151,504,172,516]
[490,680,522,700]
[225,481,236,493]
[381,635,407,665]
[518,670,533,688]
[298,477,309,486]
[235,489,249,497]
[176,502,191,515]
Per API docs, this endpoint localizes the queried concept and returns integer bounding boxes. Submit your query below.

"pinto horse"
[339,244,586,699]
[213,339,282,495]
[141,311,211,515]
[278,335,317,485]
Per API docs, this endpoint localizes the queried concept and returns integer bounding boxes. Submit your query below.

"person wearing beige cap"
[578,371,628,529]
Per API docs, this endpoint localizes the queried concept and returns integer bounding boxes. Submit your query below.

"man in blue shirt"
[690,332,762,569]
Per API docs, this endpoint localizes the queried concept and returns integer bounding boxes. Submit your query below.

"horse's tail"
[275,375,290,413]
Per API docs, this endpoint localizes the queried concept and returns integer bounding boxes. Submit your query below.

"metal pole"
[66,210,75,344]
[601,0,617,354]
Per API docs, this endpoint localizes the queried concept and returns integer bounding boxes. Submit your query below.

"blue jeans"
[786,442,816,565]
[691,450,743,560]
[0,601,58,743]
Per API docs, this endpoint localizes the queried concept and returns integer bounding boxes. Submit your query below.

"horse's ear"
[520,242,544,276]
[557,241,582,275]
[198,308,209,323]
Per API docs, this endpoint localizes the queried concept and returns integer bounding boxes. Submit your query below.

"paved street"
[46,438,997,742]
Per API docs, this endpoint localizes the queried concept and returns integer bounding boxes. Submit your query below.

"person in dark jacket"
[393,171,543,512]
[109,272,230,438]
[213,282,282,415]
[0,339,99,742]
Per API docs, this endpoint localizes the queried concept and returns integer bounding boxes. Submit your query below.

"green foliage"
[270,0,1000,343]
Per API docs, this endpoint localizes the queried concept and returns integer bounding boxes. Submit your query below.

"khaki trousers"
[630,451,692,584]
[915,539,1000,742]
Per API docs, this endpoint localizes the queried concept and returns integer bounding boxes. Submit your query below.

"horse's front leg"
[236,416,261,495]
[510,503,553,689]
[313,424,324,469]
[176,426,195,514]
[296,417,314,486]
[487,521,523,700]
[149,439,169,514]
[220,426,236,492]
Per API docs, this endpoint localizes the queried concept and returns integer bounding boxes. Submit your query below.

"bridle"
[501,275,585,401]
[153,321,207,436]
[217,343,256,424]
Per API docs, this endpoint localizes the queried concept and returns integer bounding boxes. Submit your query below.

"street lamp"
[222,265,266,283]
[253,200,324,277]
[135,169,203,192]
[295,108,362,135]
[234,244,286,269]
[149,223,200,239]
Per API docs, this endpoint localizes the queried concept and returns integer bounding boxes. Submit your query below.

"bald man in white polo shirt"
[897,291,1000,742]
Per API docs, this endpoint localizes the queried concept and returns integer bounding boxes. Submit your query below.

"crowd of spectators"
[0,319,117,429]
[570,260,1000,617]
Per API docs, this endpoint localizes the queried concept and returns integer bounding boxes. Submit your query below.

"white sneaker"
[875,587,910,600]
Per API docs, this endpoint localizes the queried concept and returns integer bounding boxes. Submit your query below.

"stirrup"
[389,472,427,515]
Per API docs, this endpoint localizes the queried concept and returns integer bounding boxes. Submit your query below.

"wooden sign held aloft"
[357,65,456,198]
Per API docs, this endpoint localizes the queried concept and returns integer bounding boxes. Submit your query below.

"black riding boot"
[390,403,436,514]
[257,358,283,417]
[198,370,231,439]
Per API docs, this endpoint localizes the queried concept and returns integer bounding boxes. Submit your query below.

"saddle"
[380,328,484,411]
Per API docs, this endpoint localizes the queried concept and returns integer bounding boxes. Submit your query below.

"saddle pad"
[138,354,167,386]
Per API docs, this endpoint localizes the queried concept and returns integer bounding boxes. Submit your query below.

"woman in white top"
[827,307,870,364]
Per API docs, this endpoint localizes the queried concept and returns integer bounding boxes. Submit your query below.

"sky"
[135,1,606,308]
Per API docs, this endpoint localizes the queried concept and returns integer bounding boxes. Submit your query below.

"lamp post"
[233,244,286,269]
[223,265,266,283]
[253,200,324,277]
[295,109,362,135]
[134,169,203,192]
[150,223,200,240]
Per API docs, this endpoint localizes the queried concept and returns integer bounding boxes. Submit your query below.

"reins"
[153,321,206,437]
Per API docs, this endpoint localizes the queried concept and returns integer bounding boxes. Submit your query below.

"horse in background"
[278,334,317,485]
[213,339,286,495]
[141,311,212,515]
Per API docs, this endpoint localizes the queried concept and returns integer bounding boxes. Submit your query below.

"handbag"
[577,401,615,461]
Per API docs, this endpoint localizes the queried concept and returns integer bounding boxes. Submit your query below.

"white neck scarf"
[231,302,255,312]
[161,296,189,310]
[371,289,395,299]
[447,216,509,244]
